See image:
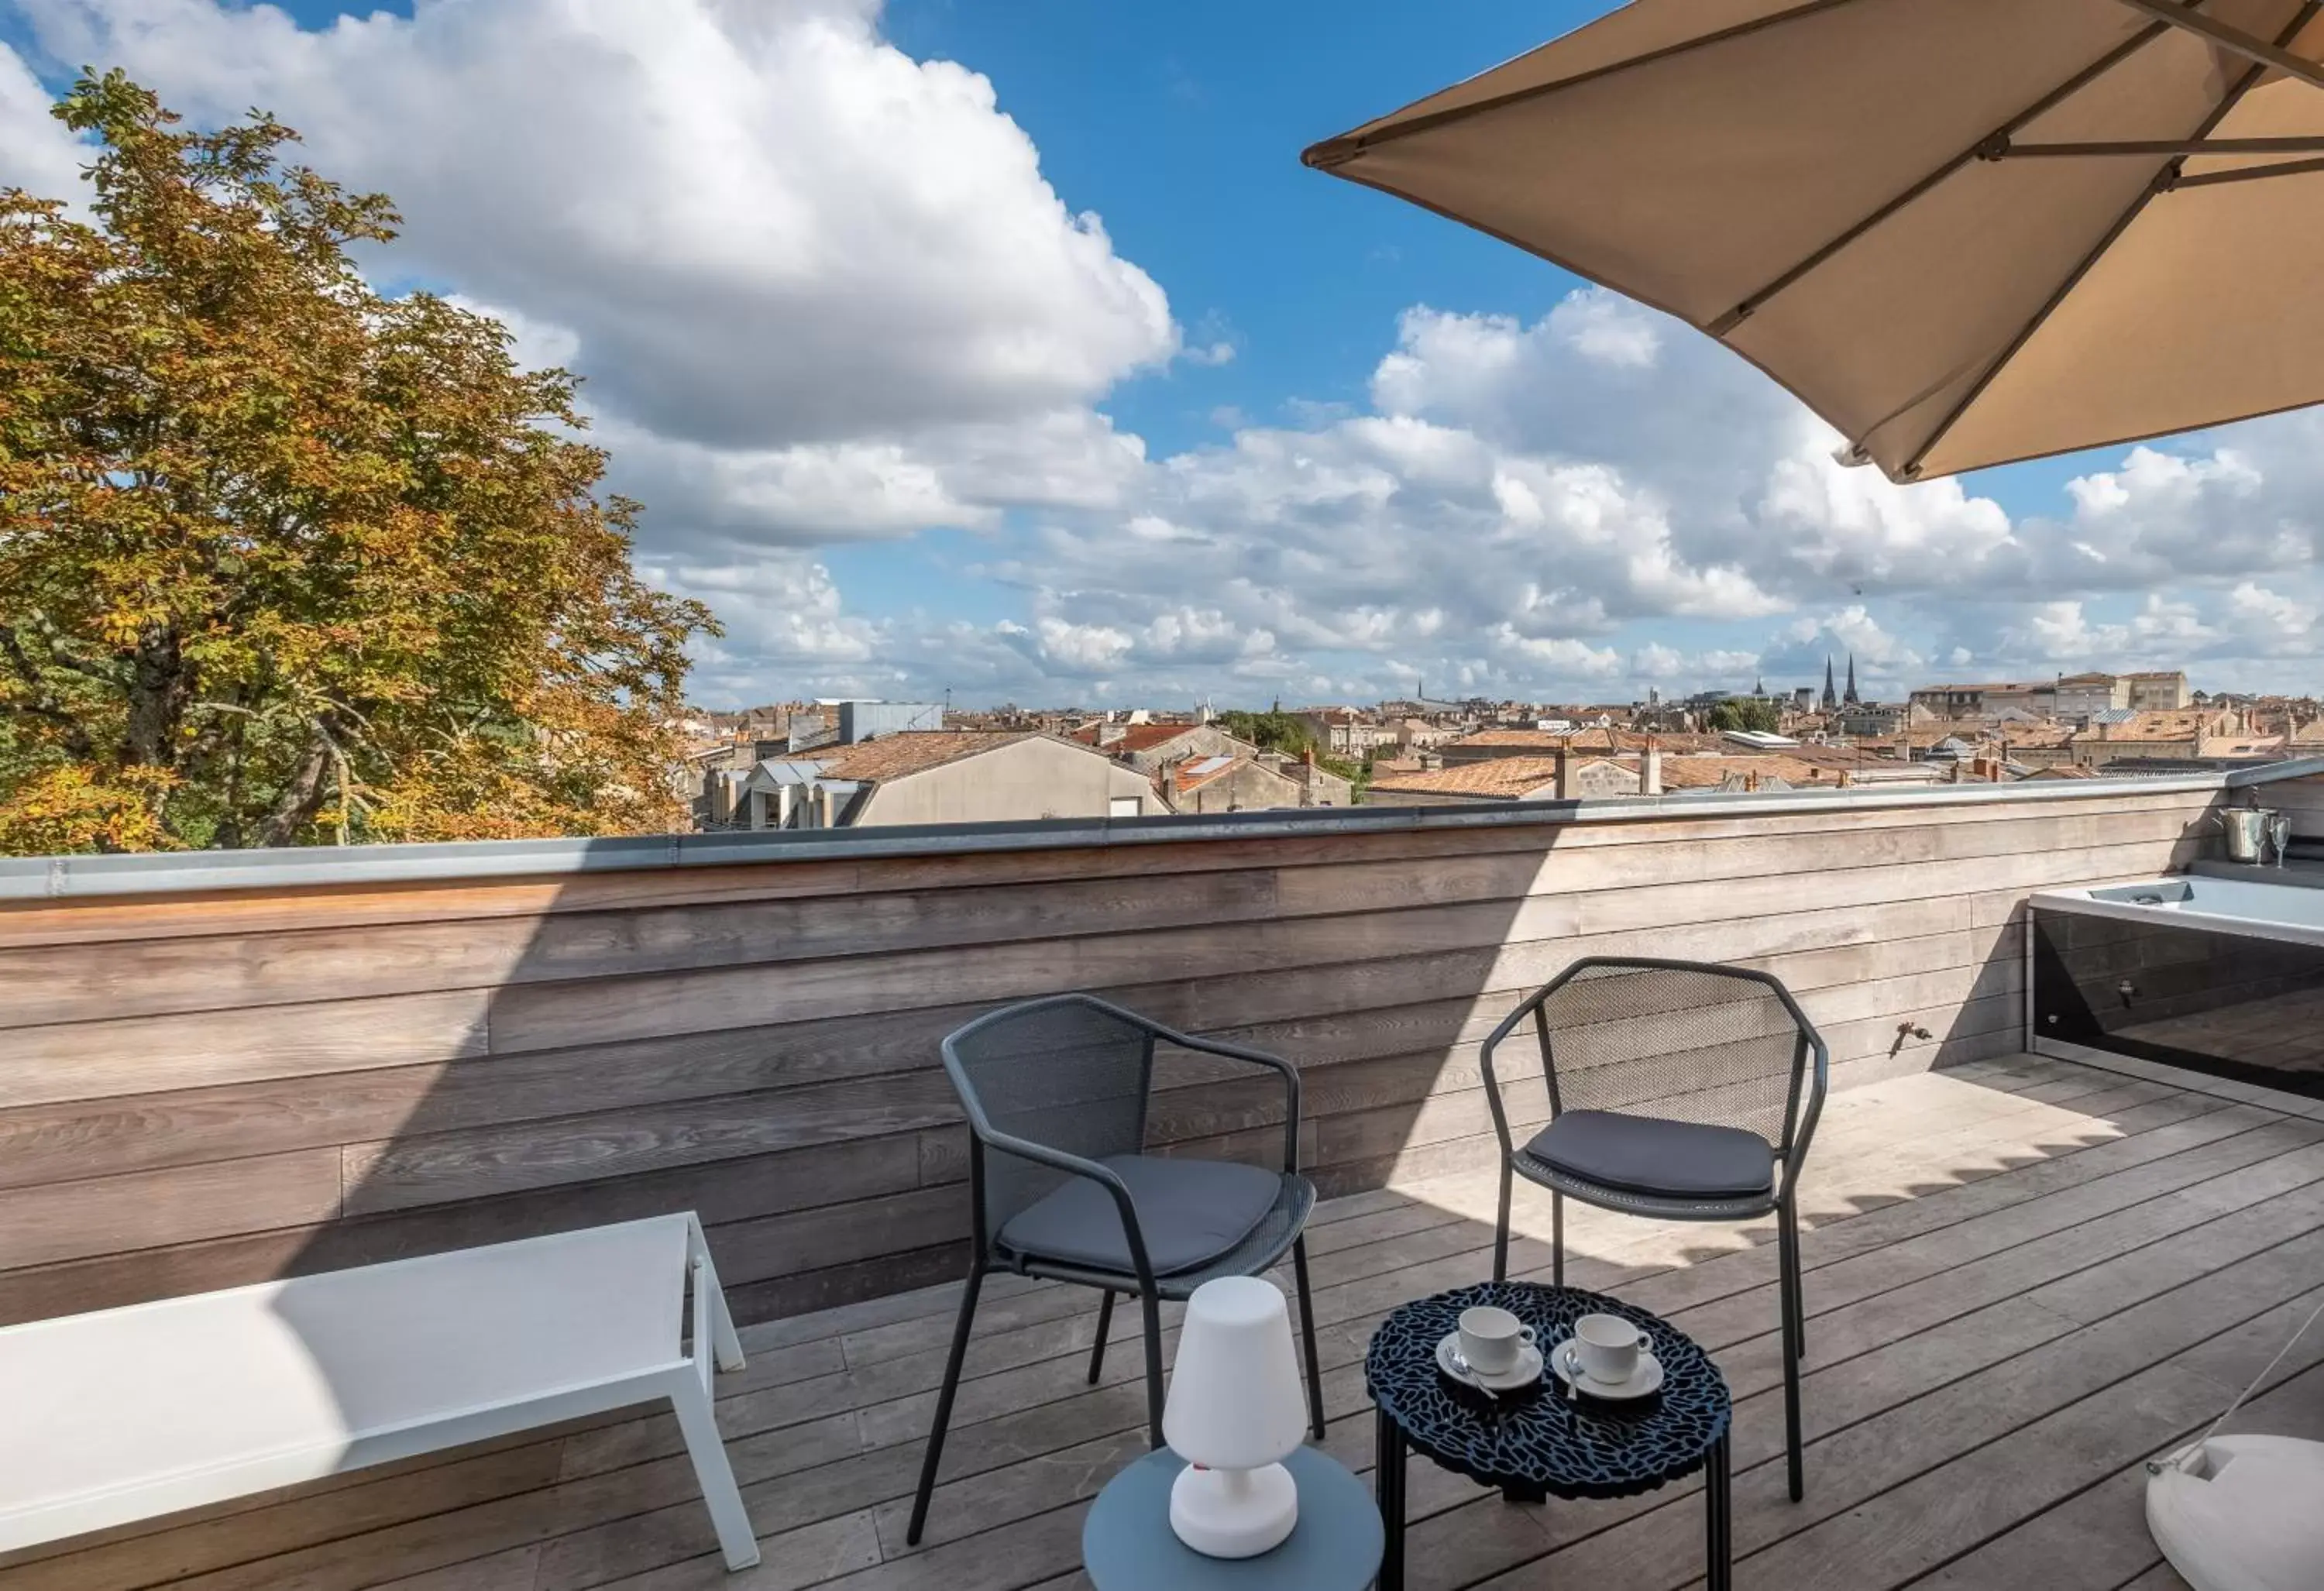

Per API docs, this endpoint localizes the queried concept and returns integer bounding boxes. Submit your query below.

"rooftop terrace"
[4,768,2323,1588]
[9,1053,2324,1588]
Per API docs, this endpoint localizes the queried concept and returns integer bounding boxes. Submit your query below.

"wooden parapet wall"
[2257,769,2324,838]
[0,784,2221,1327]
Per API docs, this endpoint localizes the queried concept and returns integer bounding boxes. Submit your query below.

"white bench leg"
[704,1258,746,1375]
[672,1380,760,1571]
[679,1237,758,1571]
[687,1217,748,1374]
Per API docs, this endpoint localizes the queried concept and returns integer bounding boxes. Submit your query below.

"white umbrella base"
[2147,1435,2324,1591]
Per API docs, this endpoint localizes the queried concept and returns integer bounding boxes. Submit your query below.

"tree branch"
[19,615,125,685]
[254,723,335,847]
[0,626,98,758]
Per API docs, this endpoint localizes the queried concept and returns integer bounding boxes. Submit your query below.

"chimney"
[1555,744,1577,800]
[1642,744,1662,796]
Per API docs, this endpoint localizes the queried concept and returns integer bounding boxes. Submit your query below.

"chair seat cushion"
[1522,1110,1774,1199]
[999,1154,1284,1275]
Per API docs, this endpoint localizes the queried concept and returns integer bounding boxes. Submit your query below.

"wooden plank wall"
[0,785,2219,1329]
[2259,770,2324,837]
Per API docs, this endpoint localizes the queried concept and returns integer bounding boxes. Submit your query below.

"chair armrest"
[971,1125,1162,1293]
[1169,1034,1303,1172]
[1780,1030,1831,1200]
[1477,997,1545,1160]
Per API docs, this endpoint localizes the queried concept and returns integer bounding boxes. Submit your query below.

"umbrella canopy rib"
[1899,0,2322,478]
[2171,150,2324,186]
[1996,136,2324,156]
[2113,0,2324,91]
[1706,18,2175,337]
[1301,0,1871,169]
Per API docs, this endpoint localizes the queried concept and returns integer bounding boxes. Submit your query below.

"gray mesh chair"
[905,993,1325,1547]
[1480,957,1827,1501]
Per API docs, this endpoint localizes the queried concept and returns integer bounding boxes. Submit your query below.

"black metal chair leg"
[1293,1235,1327,1440]
[1493,1162,1513,1282]
[1140,1287,1165,1448]
[1786,1201,1807,1362]
[906,1262,985,1546]
[1087,1290,1114,1385]
[1552,1189,1565,1288]
[1778,1211,1803,1501]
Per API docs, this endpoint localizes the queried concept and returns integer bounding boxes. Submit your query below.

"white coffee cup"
[1456,1305,1536,1375]
[1573,1312,1649,1385]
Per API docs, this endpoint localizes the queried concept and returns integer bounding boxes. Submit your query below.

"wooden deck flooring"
[15,1051,2324,1591]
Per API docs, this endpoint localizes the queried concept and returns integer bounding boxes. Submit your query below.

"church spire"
[1821,656,1838,712]
[1844,653,1861,706]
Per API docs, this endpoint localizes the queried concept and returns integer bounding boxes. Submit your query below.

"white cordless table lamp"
[1163,1276,1310,1558]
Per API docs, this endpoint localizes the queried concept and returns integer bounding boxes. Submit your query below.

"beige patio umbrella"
[1302,0,2324,482]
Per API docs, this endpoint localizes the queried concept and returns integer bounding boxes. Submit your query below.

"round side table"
[1081,1445,1384,1590]
[1367,1280,1733,1591]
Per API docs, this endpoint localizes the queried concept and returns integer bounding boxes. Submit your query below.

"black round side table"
[1366,1280,1732,1591]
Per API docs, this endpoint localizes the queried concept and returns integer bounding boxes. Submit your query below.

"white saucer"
[1547,1338,1665,1400]
[1435,1331,1545,1392]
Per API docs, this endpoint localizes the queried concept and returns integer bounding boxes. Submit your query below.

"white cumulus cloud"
[16,6,2324,704]
[9,0,1178,552]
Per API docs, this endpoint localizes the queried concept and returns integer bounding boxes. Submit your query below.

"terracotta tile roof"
[1653,754,1830,789]
[1443,729,1577,752]
[1628,732,1729,754]
[1993,726,2076,750]
[2089,711,2211,741]
[1174,754,1246,793]
[1884,721,1999,747]
[810,730,1037,783]
[1367,757,1569,798]
[2198,735,2286,758]
[1067,723,1198,754]
[1778,746,1910,771]
[1446,728,1723,754]
[1372,750,1842,795]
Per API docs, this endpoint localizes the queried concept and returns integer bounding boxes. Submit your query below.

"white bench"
[0,1212,760,1571]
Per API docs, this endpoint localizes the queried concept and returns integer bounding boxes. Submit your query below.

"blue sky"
[5,1,2319,709]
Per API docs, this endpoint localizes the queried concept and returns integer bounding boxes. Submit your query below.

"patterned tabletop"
[1364,1280,1731,1501]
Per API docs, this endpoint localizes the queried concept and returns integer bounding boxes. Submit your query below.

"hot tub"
[2027,873,2324,1097]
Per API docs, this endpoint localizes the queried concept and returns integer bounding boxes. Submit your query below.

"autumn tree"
[0,73,717,851]
[1215,708,1364,784]
[1703,698,1782,734]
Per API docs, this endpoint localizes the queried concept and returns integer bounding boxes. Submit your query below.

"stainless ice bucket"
[2219,807,2287,863]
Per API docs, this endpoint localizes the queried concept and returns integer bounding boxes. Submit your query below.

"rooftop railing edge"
[0,761,2298,902]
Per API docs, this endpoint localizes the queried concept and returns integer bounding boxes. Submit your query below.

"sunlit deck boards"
[11,1050,2324,1591]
